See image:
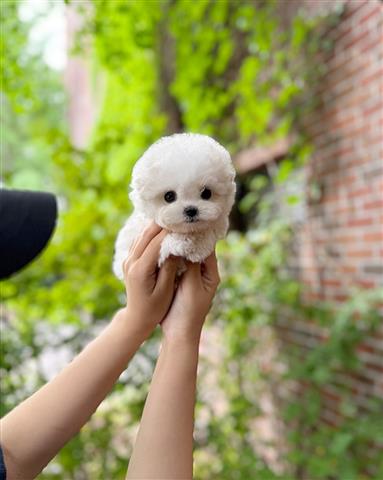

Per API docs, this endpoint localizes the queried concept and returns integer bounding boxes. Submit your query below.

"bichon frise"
[113,133,236,279]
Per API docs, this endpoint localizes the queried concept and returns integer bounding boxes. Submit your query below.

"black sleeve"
[0,446,6,480]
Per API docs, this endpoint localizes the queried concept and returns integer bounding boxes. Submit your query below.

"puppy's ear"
[131,175,145,193]
[132,159,166,201]
[132,176,163,206]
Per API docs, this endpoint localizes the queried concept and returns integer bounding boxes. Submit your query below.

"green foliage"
[4,1,380,479]
[204,185,382,478]
[1,0,66,190]
[206,216,383,479]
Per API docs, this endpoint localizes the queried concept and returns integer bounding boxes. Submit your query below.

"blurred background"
[1,0,382,478]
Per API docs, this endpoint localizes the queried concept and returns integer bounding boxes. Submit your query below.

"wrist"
[109,308,149,345]
[160,336,200,378]
[161,333,201,353]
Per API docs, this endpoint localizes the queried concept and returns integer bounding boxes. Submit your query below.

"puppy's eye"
[200,187,212,200]
[164,191,177,203]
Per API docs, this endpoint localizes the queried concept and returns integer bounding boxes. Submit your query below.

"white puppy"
[113,133,236,280]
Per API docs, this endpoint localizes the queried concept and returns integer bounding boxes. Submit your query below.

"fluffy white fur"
[113,133,236,280]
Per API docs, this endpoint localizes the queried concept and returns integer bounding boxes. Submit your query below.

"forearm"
[1,310,144,480]
[127,336,200,480]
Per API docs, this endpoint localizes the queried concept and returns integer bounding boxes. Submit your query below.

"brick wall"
[276,0,383,421]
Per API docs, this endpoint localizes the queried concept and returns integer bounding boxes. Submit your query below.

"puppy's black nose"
[184,206,198,218]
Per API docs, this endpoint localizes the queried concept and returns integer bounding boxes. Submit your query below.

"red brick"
[359,5,382,25]
[343,28,373,51]
[333,24,354,44]
[332,114,358,130]
[336,234,360,243]
[363,232,383,242]
[365,363,383,374]
[333,293,348,302]
[358,344,376,354]
[347,249,373,258]
[323,193,340,203]
[355,279,377,288]
[363,199,383,210]
[272,0,382,458]
[360,35,383,54]
[322,388,341,403]
[343,0,370,21]
[333,206,357,215]
[340,265,358,274]
[343,156,375,169]
[362,67,383,86]
[331,145,355,158]
[348,216,374,228]
[364,102,383,117]
[322,279,343,288]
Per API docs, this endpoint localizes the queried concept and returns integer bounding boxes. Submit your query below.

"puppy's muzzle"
[184,206,199,222]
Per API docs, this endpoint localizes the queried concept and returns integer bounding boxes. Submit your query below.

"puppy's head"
[130,133,236,234]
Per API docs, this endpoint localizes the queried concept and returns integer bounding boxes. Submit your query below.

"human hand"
[160,251,220,345]
[115,223,179,341]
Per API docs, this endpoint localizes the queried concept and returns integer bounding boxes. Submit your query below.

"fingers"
[139,229,168,271]
[202,250,220,285]
[155,256,179,296]
[180,251,219,288]
[129,235,141,255]
[123,223,164,277]
[122,236,141,273]
[130,222,162,261]
[183,260,201,282]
